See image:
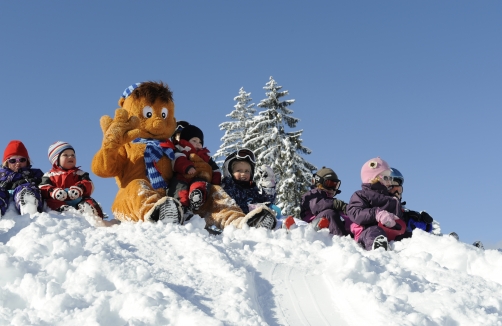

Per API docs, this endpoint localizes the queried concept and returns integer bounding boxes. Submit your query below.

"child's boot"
[17,188,39,215]
[78,198,105,219]
[372,235,388,251]
[312,216,330,231]
[282,215,297,230]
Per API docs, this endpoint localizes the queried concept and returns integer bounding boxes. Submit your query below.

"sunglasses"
[323,179,341,191]
[8,157,27,164]
[235,148,256,163]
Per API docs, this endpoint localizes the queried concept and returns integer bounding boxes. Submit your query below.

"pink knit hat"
[360,157,390,183]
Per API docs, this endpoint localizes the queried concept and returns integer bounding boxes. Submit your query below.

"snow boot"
[78,198,105,219]
[448,232,459,241]
[473,241,484,250]
[189,189,204,211]
[282,215,297,230]
[148,197,184,224]
[247,206,277,230]
[17,188,39,215]
[312,216,330,231]
[372,235,388,251]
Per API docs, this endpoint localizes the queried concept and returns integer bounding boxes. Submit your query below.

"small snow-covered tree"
[244,77,316,218]
[214,87,256,165]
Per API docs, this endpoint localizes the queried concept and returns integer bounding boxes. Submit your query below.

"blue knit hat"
[48,141,74,166]
[121,83,141,99]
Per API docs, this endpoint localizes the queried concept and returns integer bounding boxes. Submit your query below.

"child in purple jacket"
[299,167,350,236]
[346,157,409,251]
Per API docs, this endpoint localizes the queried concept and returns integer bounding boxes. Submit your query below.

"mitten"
[258,165,276,188]
[420,211,434,224]
[375,209,399,228]
[332,199,347,214]
[51,188,68,201]
[403,210,421,222]
[68,185,84,200]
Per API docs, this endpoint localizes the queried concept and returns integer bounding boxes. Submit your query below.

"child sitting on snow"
[168,125,222,219]
[346,157,410,251]
[298,167,350,235]
[0,140,44,216]
[39,141,105,219]
[221,148,277,229]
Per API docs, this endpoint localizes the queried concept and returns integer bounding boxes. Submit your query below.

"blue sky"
[1,1,501,246]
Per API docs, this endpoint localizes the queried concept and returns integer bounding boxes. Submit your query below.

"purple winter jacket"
[300,187,340,222]
[346,182,403,227]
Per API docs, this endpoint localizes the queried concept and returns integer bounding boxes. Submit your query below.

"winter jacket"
[347,182,403,227]
[39,166,94,210]
[173,139,221,185]
[300,187,342,222]
[0,165,44,214]
[221,177,275,214]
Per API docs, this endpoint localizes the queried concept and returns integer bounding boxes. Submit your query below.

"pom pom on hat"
[48,141,74,166]
[180,125,204,146]
[3,140,29,162]
[360,157,390,183]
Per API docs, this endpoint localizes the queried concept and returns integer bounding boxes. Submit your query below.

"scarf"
[132,138,175,190]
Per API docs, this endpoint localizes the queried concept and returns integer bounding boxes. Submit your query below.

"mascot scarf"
[132,138,175,190]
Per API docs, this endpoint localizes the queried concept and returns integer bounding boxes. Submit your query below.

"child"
[0,140,44,215]
[221,148,277,229]
[346,157,409,251]
[299,167,350,236]
[168,125,221,218]
[39,141,104,219]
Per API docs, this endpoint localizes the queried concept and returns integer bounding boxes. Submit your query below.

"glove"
[258,165,276,188]
[375,209,399,228]
[403,210,421,222]
[420,211,433,224]
[68,185,84,200]
[332,199,347,214]
[51,188,68,201]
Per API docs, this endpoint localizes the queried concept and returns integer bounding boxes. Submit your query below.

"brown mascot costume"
[92,81,277,231]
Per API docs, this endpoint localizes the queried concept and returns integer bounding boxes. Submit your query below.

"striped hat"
[48,141,74,166]
[121,83,141,99]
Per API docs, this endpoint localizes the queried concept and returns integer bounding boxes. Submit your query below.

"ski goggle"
[323,179,341,191]
[235,148,255,163]
[8,157,27,164]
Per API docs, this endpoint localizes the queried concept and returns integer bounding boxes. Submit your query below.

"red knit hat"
[3,140,29,162]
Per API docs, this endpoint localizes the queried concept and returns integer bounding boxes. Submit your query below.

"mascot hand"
[183,153,213,183]
[100,109,141,148]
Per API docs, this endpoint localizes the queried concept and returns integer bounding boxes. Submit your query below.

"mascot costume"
[92,81,276,230]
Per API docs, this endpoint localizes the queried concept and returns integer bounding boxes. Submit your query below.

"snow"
[0,206,501,325]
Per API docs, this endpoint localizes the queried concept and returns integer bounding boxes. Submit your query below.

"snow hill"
[0,206,501,325]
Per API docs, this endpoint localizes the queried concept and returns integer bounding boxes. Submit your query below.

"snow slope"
[0,206,501,325]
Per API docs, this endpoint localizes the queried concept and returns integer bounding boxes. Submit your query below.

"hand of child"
[332,199,347,214]
[68,186,84,200]
[187,167,196,175]
[420,211,434,224]
[258,165,275,188]
[375,209,399,228]
[52,188,68,201]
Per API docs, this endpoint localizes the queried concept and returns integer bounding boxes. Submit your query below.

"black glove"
[420,211,433,224]
[403,210,421,222]
[333,199,347,214]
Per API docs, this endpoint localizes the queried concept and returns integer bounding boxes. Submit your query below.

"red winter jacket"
[173,139,221,185]
[39,166,94,210]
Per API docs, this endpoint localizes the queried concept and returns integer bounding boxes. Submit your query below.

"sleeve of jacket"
[39,172,57,199]
[309,196,335,216]
[75,170,94,197]
[346,191,379,226]
[173,153,194,174]
[208,158,222,185]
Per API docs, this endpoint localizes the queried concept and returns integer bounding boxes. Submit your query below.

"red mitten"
[68,186,84,200]
[52,188,68,201]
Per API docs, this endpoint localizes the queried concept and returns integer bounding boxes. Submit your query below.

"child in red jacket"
[40,141,104,219]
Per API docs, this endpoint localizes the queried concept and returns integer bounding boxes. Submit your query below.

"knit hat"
[360,157,390,183]
[315,167,339,181]
[180,125,204,146]
[121,83,141,99]
[3,140,29,162]
[48,141,74,166]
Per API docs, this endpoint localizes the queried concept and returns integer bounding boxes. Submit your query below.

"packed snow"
[0,205,501,325]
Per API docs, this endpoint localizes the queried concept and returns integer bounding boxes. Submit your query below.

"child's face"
[59,149,76,169]
[6,156,28,172]
[189,137,202,150]
[322,187,336,198]
[232,161,251,182]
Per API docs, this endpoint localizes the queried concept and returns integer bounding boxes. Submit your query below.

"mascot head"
[119,81,176,140]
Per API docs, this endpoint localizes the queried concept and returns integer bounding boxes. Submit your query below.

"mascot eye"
[142,106,153,118]
[161,107,168,119]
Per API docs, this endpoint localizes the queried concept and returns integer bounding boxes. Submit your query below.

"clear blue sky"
[1,1,501,246]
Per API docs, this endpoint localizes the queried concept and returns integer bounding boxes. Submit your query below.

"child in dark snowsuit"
[168,125,221,218]
[39,141,105,219]
[346,157,410,251]
[0,140,44,216]
[299,167,350,236]
[221,149,277,229]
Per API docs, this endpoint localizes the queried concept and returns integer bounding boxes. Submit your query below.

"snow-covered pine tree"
[214,87,256,166]
[244,76,316,218]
